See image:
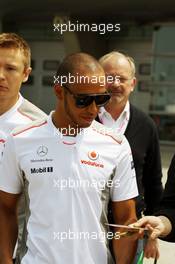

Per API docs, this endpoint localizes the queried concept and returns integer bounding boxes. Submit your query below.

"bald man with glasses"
[0,53,138,264]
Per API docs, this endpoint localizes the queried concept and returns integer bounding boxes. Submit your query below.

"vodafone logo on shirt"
[81,150,104,168]
[88,151,99,160]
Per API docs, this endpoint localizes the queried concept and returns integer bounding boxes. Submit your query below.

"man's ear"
[54,84,64,99]
[22,67,32,83]
[131,77,137,92]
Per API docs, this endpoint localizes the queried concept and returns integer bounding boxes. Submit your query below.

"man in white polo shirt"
[0,33,46,155]
[0,32,46,262]
[0,53,138,264]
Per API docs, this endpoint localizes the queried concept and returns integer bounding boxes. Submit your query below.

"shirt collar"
[0,93,24,122]
[99,101,130,122]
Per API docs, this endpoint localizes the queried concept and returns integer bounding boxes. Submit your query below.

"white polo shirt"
[0,113,138,264]
[0,94,47,161]
[0,93,47,258]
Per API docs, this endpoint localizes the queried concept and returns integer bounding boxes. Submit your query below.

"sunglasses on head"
[62,85,111,108]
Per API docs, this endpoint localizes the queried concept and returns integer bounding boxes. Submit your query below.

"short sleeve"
[0,134,22,194]
[110,136,138,201]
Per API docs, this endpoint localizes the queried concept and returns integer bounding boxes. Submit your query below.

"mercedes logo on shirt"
[37,146,48,157]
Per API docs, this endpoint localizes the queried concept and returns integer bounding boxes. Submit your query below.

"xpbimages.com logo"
[53,230,120,243]
[53,73,120,87]
[53,20,121,35]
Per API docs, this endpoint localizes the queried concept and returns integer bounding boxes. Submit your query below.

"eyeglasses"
[63,85,111,108]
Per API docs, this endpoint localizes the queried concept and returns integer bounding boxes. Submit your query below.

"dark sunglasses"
[63,85,111,108]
